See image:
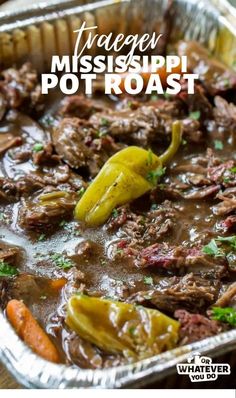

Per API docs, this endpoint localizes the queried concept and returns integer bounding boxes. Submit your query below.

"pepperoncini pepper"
[66,295,180,361]
[75,121,182,226]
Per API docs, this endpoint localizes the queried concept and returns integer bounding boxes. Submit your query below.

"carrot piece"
[142,64,182,87]
[50,278,67,291]
[6,299,60,363]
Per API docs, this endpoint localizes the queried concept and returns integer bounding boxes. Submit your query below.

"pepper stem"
[159,120,183,165]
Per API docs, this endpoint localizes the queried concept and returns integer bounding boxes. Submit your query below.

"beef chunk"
[39,165,85,192]
[90,106,170,146]
[106,205,130,231]
[75,240,103,260]
[17,173,49,196]
[129,274,220,313]
[108,200,177,237]
[90,103,202,146]
[177,41,236,95]
[7,273,65,303]
[213,188,236,216]
[0,63,43,119]
[52,118,92,169]
[0,133,22,155]
[181,118,202,143]
[52,117,122,176]
[59,95,104,119]
[0,93,6,120]
[6,110,46,142]
[175,309,222,345]
[1,165,84,200]
[9,144,32,163]
[32,142,61,166]
[0,177,19,202]
[19,190,77,230]
[0,279,8,308]
[8,274,41,301]
[213,96,236,137]
[2,110,47,163]
[177,82,213,120]
[0,242,22,265]
[137,244,201,268]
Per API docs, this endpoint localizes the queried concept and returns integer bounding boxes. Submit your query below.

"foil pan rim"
[0,0,233,31]
[1,310,236,388]
[0,0,120,26]
[0,0,123,34]
[212,0,236,18]
[0,0,235,27]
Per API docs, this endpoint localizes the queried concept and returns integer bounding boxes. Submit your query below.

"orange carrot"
[50,278,67,291]
[6,299,60,363]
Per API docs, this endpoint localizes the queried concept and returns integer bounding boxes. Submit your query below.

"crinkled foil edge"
[1,311,236,388]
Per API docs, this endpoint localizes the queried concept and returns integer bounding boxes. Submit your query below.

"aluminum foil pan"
[0,0,236,389]
[0,0,235,69]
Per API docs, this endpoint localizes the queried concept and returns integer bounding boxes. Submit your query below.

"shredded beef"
[90,103,202,146]
[157,149,236,202]
[0,164,84,201]
[107,201,178,257]
[0,63,43,119]
[208,160,236,187]
[177,82,213,120]
[213,188,236,216]
[214,283,236,308]
[175,309,222,345]
[129,273,220,313]
[135,242,226,273]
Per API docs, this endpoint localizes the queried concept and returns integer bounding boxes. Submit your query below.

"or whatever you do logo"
[176,352,230,382]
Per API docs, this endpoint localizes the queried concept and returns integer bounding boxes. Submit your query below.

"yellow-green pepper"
[66,295,180,361]
[75,121,182,226]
